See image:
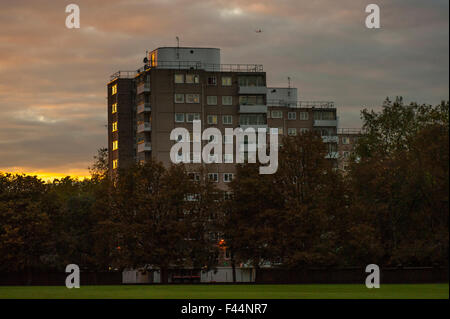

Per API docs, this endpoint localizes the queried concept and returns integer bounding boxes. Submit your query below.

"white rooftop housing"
[148,47,221,71]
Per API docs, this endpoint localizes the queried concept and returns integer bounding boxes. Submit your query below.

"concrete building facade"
[107,46,344,183]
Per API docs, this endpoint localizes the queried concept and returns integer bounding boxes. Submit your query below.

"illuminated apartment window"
[186,94,200,103]
[112,121,118,132]
[222,96,233,106]
[207,96,217,105]
[174,93,184,103]
[174,74,184,83]
[112,103,118,113]
[222,115,232,125]
[222,76,232,86]
[207,115,218,125]
[186,74,199,84]
[112,140,118,150]
[175,113,185,123]
[112,159,118,169]
[111,84,117,95]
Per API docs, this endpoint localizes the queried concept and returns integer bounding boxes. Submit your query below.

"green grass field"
[0,284,448,299]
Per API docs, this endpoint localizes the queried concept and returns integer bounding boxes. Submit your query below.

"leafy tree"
[350,98,449,266]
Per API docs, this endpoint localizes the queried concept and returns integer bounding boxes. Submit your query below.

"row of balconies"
[137,101,151,114]
[137,122,151,133]
[137,142,152,153]
[136,82,150,95]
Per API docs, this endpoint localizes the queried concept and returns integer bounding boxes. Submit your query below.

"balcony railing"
[239,124,268,130]
[134,61,264,73]
[239,104,268,113]
[338,128,364,135]
[137,102,151,114]
[238,86,267,95]
[137,142,152,153]
[322,135,339,143]
[136,82,150,94]
[313,119,338,127]
[267,100,335,108]
[110,70,137,81]
[137,122,151,133]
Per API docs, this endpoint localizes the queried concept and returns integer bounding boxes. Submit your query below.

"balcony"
[136,82,150,95]
[239,104,267,113]
[322,135,339,143]
[238,86,267,95]
[239,124,268,131]
[313,120,338,127]
[137,122,151,133]
[137,142,152,153]
[137,102,151,114]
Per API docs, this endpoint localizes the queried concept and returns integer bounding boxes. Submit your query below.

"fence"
[0,271,122,286]
[256,267,449,284]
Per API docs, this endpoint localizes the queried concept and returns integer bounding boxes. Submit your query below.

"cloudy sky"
[0,0,448,178]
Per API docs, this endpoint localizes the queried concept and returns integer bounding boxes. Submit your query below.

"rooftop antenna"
[288,76,291,89]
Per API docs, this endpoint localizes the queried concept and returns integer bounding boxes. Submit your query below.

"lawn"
[0,284,448,299]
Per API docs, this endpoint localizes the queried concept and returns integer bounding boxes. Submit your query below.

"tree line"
[0,98,448,282]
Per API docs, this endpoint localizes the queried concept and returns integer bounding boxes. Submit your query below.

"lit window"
[175,113,185,123]
[222,96,233,106]
[112,103,118,113]
[112,159,118,169]
[112,121,118,132]
[186,94,200,103]
[222,115,232,125]
[223,173,233,183]
[288,112,296,120]
[207,115,218,125]
[300,111,309,120]
[174,93,184,103]
[278,127,283,135]
[186,113,200,123]
[186,74,200,84]
[111,84,117,95]
[271,111,283,118]
[174,74,184,83]
[222,76,232,86]
[207,76,217,85]
[288,128,297,136]
[208,173,219,182]
[207,96,217,105]
[112,140,118,150]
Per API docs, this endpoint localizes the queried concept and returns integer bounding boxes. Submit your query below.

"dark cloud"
[0,0,448,175]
